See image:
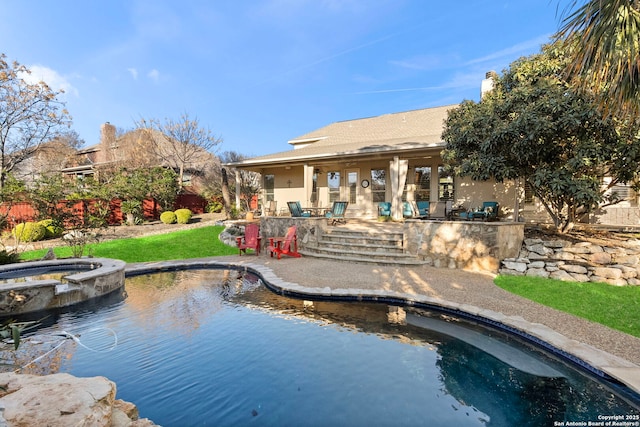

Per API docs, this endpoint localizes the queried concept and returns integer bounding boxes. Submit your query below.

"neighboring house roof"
[226,104,456,168]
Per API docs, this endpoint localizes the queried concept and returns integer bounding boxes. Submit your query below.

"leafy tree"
[111,167,179,212]
[0,54,72,189]
[135,113,222,190]
[556,0,640,119]
[442,41,640,233]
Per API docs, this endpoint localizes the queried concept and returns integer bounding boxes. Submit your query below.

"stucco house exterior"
[225,105,525,221]
[226,103,639,226]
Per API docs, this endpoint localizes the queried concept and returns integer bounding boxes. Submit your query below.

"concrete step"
[320,233,404,247]
[298,249,426,266]
[320,240,405,254]
[302,246,419,262]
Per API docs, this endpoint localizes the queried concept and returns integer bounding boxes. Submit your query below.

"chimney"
[481,71,497,99]
[101,122,116,148]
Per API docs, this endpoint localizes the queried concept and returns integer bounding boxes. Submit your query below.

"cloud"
[389,54,457,71]
[147,69,160,83]
[128,68,139,79]
[465,35,551,66]
[19,65,79,97]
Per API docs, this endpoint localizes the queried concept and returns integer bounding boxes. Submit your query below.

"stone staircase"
[299,223,426,265]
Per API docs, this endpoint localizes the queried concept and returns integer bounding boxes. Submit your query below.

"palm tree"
[555,0,640,119]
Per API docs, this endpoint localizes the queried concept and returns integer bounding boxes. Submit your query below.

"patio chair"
[470,201,499,221]
[415,201,430,218]
[325,201,348,225]
[236,223,261,256]
[378,202,391,217]
[287,201,311,217]
[402,202,415,218]
[268,225,301,259]
[264,200,277,216]
[429,201,447,219]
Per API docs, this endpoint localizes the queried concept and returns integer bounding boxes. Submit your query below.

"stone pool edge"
[125,259,640,396]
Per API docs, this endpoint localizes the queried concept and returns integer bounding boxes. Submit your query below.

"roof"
[226,104,456,168]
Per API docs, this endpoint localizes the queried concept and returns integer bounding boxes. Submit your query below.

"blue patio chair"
[287,201,311,217]
[378,202,391,217]
[403,202,415,218]
[415,201,430,218]
[469,201,499,221]
[325,201,349,225]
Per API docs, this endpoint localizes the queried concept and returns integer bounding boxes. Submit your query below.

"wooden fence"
[0,193,208,231]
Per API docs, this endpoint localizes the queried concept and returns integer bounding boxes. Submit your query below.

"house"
[225,105,523,221]
[61,122,217,193]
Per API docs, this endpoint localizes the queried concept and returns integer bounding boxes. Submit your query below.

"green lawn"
[19,225,239,263]
[495,275,640,338]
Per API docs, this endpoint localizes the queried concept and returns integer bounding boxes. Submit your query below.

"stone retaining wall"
[404,220,524,272]
[500,237,640,285]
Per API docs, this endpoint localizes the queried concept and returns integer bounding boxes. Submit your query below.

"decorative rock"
[554,252,576,261]
[0,372,157,427]
[614,265,638,279]
[559,264,588,275]
[526,244,554,256]
[615,255,639,266]
[526,268,549,278]
[528,261,546,269]
[502,235,640,286]
[502,261,528,273]
[589,252,612,265]
[549,269,575,281]
[543,240,570,248]
[523,238,543,246]
[569,273,590,282]
[591,267,623,280]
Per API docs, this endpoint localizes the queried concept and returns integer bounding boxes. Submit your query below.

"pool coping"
[125,258,640,396]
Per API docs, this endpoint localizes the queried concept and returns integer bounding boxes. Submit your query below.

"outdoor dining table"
[303,207,328,217]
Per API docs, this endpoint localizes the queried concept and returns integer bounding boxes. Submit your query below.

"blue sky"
[1,0,565,157]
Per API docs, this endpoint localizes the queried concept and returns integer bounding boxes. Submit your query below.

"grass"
[495,275,640,338]
[19,225,239,263]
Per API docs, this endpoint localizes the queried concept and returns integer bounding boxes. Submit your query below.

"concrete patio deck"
[126,253,640,396]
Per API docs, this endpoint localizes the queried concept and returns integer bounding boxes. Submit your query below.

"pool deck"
[126,254,640,395]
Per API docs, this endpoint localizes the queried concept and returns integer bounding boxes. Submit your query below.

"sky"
[1,0,568,157]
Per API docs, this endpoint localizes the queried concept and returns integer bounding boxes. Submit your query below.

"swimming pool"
[9,268,640,426]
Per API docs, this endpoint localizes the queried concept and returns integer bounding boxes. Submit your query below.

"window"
[414,166,431,201]
[328,171,340,203]
[604,178,637,206]
[347,171,357,204]
[264,174,274,201]
[371,169,386,203]
[438,166,454,201]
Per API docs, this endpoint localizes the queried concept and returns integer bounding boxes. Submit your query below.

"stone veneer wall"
[403,220,524,272]
[256,218,524,273]
[500,237,640,285]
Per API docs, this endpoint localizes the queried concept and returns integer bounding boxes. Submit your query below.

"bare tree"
[136,113,223,190]
[220,151,260,211]
[0,54,72,189]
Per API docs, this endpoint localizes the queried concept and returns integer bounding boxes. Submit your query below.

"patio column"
[234,169,241,209]
[303,164,313,207]
[390,156,408,220]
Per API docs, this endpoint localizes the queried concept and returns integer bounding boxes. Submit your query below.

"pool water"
[10,268,640,426]
[0,264,94,283]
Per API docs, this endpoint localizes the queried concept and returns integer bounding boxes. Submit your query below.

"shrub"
[160,211,177,224]
[207,201,223,213]
[12,222,47,242]
[175,208,192,224]
[37,219,64,239]
[0,249,19,265]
